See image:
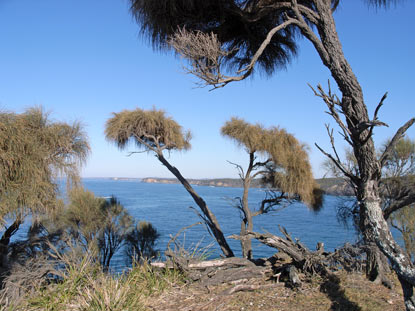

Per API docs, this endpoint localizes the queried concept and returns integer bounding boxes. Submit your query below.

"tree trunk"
[240,153,255,260]
[308,1,415,308]
[0,215,23,270]
[157,154,234,257]
[366,243,393,288]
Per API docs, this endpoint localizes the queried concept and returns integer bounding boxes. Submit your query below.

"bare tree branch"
[227,160,245,180]
[132,134,159,154]
[380,118,415,167]
[315,143,358,184]
[253,192,290,217]
[374,92,388,121]
[325,124,343,166]
[245,2,320,24]
[126,150,148,156]
[383,192,415,221]
[288,1,330,66]
[309,83,353,146]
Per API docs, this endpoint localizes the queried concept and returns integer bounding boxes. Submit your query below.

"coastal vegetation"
[221,117,322,259]
[1,107,413,309]
[1,1,415,310]
[105,108,322,260]
[129,0,415,308]
[105,107,234,257]
[0,107,89,272]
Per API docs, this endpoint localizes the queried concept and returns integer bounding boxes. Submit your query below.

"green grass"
[0,251,183,311]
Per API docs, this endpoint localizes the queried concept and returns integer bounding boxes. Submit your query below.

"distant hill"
[141,177,353,196]
[142,177,262,188]
[315,178,354,196]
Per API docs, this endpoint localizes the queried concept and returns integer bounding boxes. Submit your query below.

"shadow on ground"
[320,274,362,311]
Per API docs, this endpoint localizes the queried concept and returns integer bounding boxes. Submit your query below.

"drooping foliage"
[130,0,394,77]
[105,108,191,152]
[221,117,321,208]
[0,107,89,223]
[130,0,301,75]
[221,118,266,153]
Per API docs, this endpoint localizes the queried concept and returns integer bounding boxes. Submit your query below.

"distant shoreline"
[81,176,354,196]
[141,177,353,196]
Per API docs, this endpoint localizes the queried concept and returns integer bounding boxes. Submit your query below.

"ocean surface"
[13,178,386,271]
[81,178,359,270]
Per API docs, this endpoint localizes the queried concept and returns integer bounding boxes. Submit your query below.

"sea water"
[79,178,358,270]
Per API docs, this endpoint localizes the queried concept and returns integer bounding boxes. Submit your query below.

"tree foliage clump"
[391,205,415,263]
[323,137,415,224]
[55,188,134,270]
[124,221,160,264]
[0,107,89,222]
[222,117,321,259]
[130,0,298,76]
[105,108,191,153]
[222,117,320,207]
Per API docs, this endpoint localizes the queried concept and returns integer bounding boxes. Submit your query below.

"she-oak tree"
[222,117,322,259]
[0,107,90,268]
[105,107,234,257]
[105,109,320,260]
[129,0,415,309]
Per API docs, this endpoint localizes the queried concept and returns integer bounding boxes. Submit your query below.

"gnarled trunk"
[366,242,392,288]
[308,1,415,308]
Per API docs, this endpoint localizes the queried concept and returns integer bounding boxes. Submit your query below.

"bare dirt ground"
[145,272,404,311]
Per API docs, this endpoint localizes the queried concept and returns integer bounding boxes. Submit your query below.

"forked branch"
[169,20,295,89]
[315,143,358,185]
[309,83,353,146]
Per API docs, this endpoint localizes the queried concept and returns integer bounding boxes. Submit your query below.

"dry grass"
[0,241,404,311]
[0,246,183,311]
[145,271,404,311]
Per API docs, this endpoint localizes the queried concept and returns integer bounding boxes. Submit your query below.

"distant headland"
[140,177,353,196]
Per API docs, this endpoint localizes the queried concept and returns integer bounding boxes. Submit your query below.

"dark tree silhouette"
[105,107,234,257]
[124,221,160,265]
[129,1,415,308]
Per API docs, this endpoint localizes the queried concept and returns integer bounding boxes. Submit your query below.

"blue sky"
[0,0,414,179]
